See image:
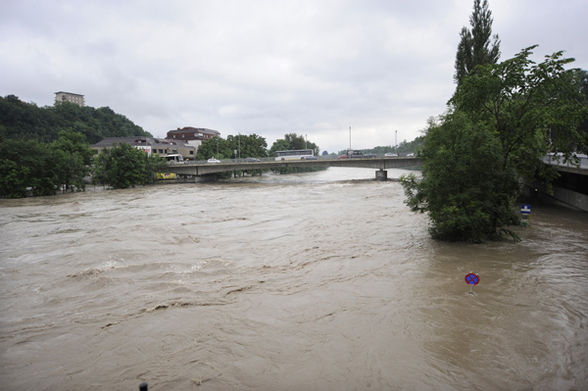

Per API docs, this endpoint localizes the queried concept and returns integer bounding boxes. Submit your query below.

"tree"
[93,143,164,189]
[454,0,500,85]
[0,138,59,197]
[402,47,588,242]
[268,133,319,156]
[195,136,233,160]
[401,113,519,242]
[452,46,587,178]
[226,133,268,159]
[50,129,95,192]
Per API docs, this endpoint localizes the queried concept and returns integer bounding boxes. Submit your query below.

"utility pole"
[349,126,351,151]
[305,134,308,150]
[395,130,398,155]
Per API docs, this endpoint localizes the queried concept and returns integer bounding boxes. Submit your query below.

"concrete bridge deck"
[166,156,423,179]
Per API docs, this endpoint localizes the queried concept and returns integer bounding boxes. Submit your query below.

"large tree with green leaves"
[195,133,268,160]
[93,143,165,189]
[50,129,95,192]
[402,47,588,242]
[0,130,95,197]
[269,133,319,156]
[454,0,501,85]
[0,139,57,197]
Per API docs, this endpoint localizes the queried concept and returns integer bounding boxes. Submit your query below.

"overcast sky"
[2,0,587,153]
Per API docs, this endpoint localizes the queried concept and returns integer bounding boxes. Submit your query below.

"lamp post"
[395,130,398,155]
[349,126,351,151]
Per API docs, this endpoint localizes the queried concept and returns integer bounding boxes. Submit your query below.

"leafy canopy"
[269,133,319,157]
[454,0,501,85]
[93,143,166,189]
[0,130,95,197]
[195,133,268,160]
[402,47,588,242]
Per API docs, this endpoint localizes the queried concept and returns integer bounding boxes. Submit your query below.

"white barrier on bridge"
[543,153,588,170]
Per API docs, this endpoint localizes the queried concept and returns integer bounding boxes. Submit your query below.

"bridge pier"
[375,169,387,181]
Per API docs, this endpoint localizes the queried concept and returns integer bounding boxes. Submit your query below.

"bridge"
[166,156,422,180]
[542,153,588,211]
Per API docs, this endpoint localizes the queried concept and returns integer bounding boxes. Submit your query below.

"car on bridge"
[207,157,220,163]
[245,157,261,162]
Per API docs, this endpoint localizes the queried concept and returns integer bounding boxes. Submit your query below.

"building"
[91,137,197,160]
[55,91,85,107]
[165,127,221,149]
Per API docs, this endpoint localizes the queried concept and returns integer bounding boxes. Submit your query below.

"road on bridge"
[165,156,423,177]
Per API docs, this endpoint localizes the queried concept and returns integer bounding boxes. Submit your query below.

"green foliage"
[195,133,268,160]
[0,131,95,197]
[50,129,95,192]
[451,46,588,173]
[195,137,230,160]
[401,113,519,242]
[0,157,31,198]
[0,139,57,197]
[269,133,319,157]
[0,95,151,143]
[227,133,268,159]
[403,47,588,242]
[268,133,321,174]
[362,136,425,156]
[454,0,500,85]
[93,143,165,189]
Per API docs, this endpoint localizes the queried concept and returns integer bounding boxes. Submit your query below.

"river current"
[1,167,587,390]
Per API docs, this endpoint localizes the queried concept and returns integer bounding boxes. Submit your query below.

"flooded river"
[1,167,587,390]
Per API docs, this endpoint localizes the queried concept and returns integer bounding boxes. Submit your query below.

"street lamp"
[349,126,352,151]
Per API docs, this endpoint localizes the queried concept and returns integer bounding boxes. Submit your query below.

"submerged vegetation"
[401,0,588,242]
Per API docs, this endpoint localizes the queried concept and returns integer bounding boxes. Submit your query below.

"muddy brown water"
[1,167,587,390]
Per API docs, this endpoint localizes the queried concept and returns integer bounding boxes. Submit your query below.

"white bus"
[274,149,315,161]
[165,154,184,163]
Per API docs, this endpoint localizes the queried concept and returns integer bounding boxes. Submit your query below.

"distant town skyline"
[2,0,587,153]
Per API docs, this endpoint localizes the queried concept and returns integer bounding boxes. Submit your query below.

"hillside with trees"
[0,95,161,197]
[0,95,151,143]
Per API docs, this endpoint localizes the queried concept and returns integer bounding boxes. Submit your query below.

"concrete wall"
[548,186,588,212]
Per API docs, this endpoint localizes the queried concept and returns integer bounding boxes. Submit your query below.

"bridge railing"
[170,154,417,166]
[543,153,588,170]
